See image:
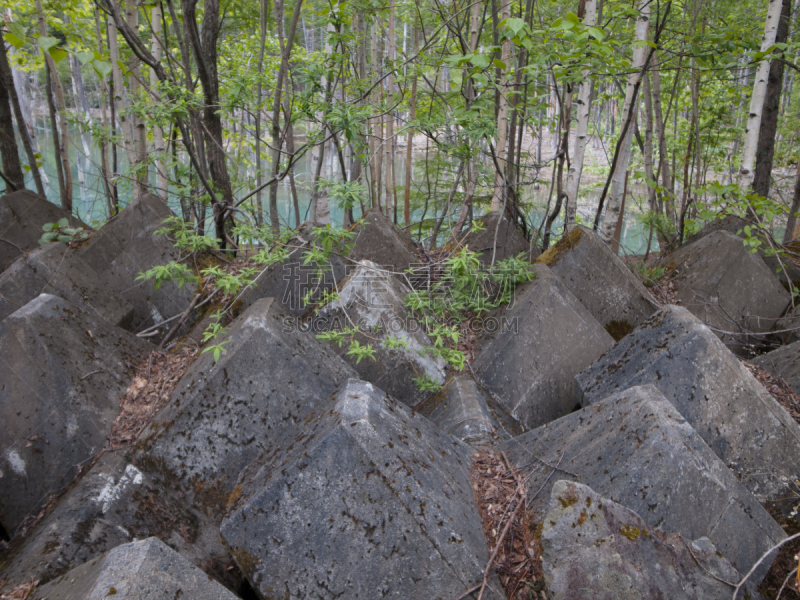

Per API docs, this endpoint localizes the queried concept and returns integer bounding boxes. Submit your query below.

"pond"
[25,118,657,254]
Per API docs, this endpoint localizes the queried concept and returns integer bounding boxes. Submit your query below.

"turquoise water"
[24,120,655,253]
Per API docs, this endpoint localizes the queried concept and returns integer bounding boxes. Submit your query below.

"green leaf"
[37,36,58,52]
[587,27,604,40]
[57,217,69,228]
[469,54,491,69]
[92,60,113,79]
[8,22,26,41]
[76,51,94,65]
[505,17,526,35]
[57,235,72,243]
[4,32,25,50]
[493,59,507,71]
[48,47,68,64]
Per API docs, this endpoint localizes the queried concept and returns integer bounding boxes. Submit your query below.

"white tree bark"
[737,0,784,190]
[151,4,168,200]
[600,0,650,242]
[490,0,512,213]
[565,0,597,230]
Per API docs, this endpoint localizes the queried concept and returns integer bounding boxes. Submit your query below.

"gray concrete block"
[576,305,800,503]
[76,194,193,332]
[0,190,86,273]
[238,222,349,317]
[536,225,658,339]
[464,212,536,265]
[542,480,764,600]
[0,295,147,534]
[349,209,419,276]
[221,379,502,600]
[0,242,134,328]
[418,375,522,443]
[137,297,357,508]
[312,260,445,407]
[752,340,800,396]
[666,230,790,354]
[30,537,238,599]
[0,451,237,594]
[473,264,614,430]
[502,385,785,582]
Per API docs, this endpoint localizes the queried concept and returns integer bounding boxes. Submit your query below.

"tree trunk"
[753,0,792,199]
[254,0,268,225]
[36,0,73,211]
[124,0,148,197]
[385,0,396,223]
[0,38,27,191]
[183,0,236,245]
[650,50,675,221]
[489,0,512,213]
[738,0,784,190]
[403,26,417,228]
[600,0,650,243]
[565,0,597,229]
[151,3,169,200]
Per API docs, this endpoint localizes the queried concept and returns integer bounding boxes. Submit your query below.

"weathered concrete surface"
[238,221,349,317]
[349,209,419,276]
[221,379,501,600]
[536,226,658,339]
[464,212,536,265]
[0,242,134,328]
[773,302,800,345]
[0,190,86,273]
[137,297,356,509]
[0,295,147,535]
[502,385,785,582]
[0,451,240,594]
[311,260,445,407]
[542,481,763,600]
[666,230,790,353]
[473,264,614,430]
[30,537,239,600]
[75,193,193,332]
[576,305,800,503]
[418,375,522,443]
[752,340,800,396]
[686,214,800,288]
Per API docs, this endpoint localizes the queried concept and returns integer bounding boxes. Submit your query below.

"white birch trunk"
[151,4,168,200]
[565,0,597,229]
[490,0,512,212]
[600,0,650,242]
[737,0,783,190]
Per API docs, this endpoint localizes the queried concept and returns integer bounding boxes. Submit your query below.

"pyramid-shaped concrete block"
[686,215,800,288]
[473,264,614,430]
[502,385,785,582]
[30,537,239,600]
[666,230,790,354]
[0,190,86,273]
[349,209,419,276]
[0,242,134,328]
[576,305,800,503]
[238,221,349,317]
[138,297,357,508]
[0,451,236,593]
[752,340,800,396]
[536,225,658,339]
[312,260,445,407]
[542,481,764,600]
[75,193,193,331]
[418,375,522,443]
[463,212,536,265]
[221,379,501,599]
[0,295,147,534]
